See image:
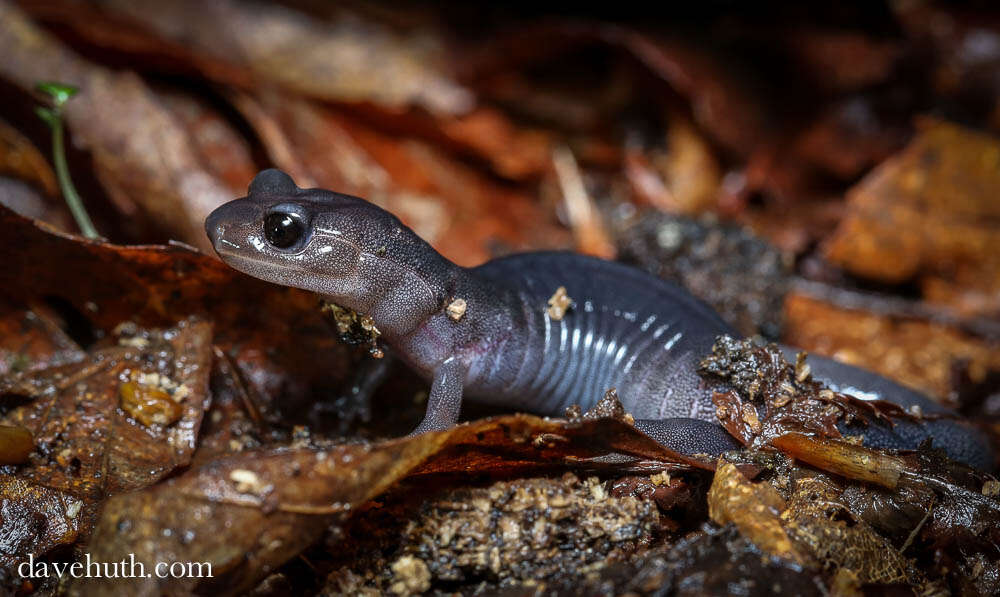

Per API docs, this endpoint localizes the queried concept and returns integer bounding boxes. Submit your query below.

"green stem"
[51,115,98,238]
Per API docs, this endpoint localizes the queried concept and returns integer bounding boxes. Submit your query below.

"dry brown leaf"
[464,23,766,155]
[0,117,56,197]
[95,0,472,115]
[234,93,570,265]
[624,115,721,214]
[154,90,257,195]
[823,119,1000,317]
[784,293,1000,402]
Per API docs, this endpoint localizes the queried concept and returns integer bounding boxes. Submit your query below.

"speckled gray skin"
[205,169,993,470]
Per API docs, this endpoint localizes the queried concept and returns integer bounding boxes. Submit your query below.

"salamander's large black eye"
[263,212,303,248]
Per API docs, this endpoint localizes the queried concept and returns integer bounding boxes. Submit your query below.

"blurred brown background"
[1,0,999,410]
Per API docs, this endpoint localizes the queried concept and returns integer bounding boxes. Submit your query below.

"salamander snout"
[204,197,266,258]
[204,209,223,247]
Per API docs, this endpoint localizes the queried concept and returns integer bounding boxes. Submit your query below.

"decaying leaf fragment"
[707,460,807,565]
[701,336,897,446]
[321,300,384,358]
[546,286,572,320]
[0,305,87,377]
[694,336,967,488]
[782,475,928,589]
[707,463,938,591]
[445,298,467,321]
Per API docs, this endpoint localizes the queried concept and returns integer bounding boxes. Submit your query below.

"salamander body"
[205,169,993,470]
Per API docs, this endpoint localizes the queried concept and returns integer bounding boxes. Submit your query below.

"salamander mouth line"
[214,252,308,277]
[215,238,241,250]
[215,244,438,318]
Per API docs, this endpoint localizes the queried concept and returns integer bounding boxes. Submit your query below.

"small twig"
[552,145,616,259]
[900,498,934,554]
[212,345,263,427]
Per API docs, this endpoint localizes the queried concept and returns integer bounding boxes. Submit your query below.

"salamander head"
[205,169,439,317]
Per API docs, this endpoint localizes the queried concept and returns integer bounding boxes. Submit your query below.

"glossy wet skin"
[206,169,994,470]
[206,170,454,340]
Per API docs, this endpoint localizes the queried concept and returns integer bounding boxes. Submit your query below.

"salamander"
[204,169,993,470]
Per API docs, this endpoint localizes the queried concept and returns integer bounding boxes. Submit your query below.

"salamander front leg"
[412,357,468,435]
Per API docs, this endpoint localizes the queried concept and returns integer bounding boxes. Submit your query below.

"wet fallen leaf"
[1,318,212,512]
[0,303,86,377]
[0,475,82,569]
[795,450,1000,591]
[71,413,699,596]
[187,352,263,467]
[771,432,906,489]
[781,475,926,588]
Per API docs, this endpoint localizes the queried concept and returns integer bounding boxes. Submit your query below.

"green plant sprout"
[35,81,98,239]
